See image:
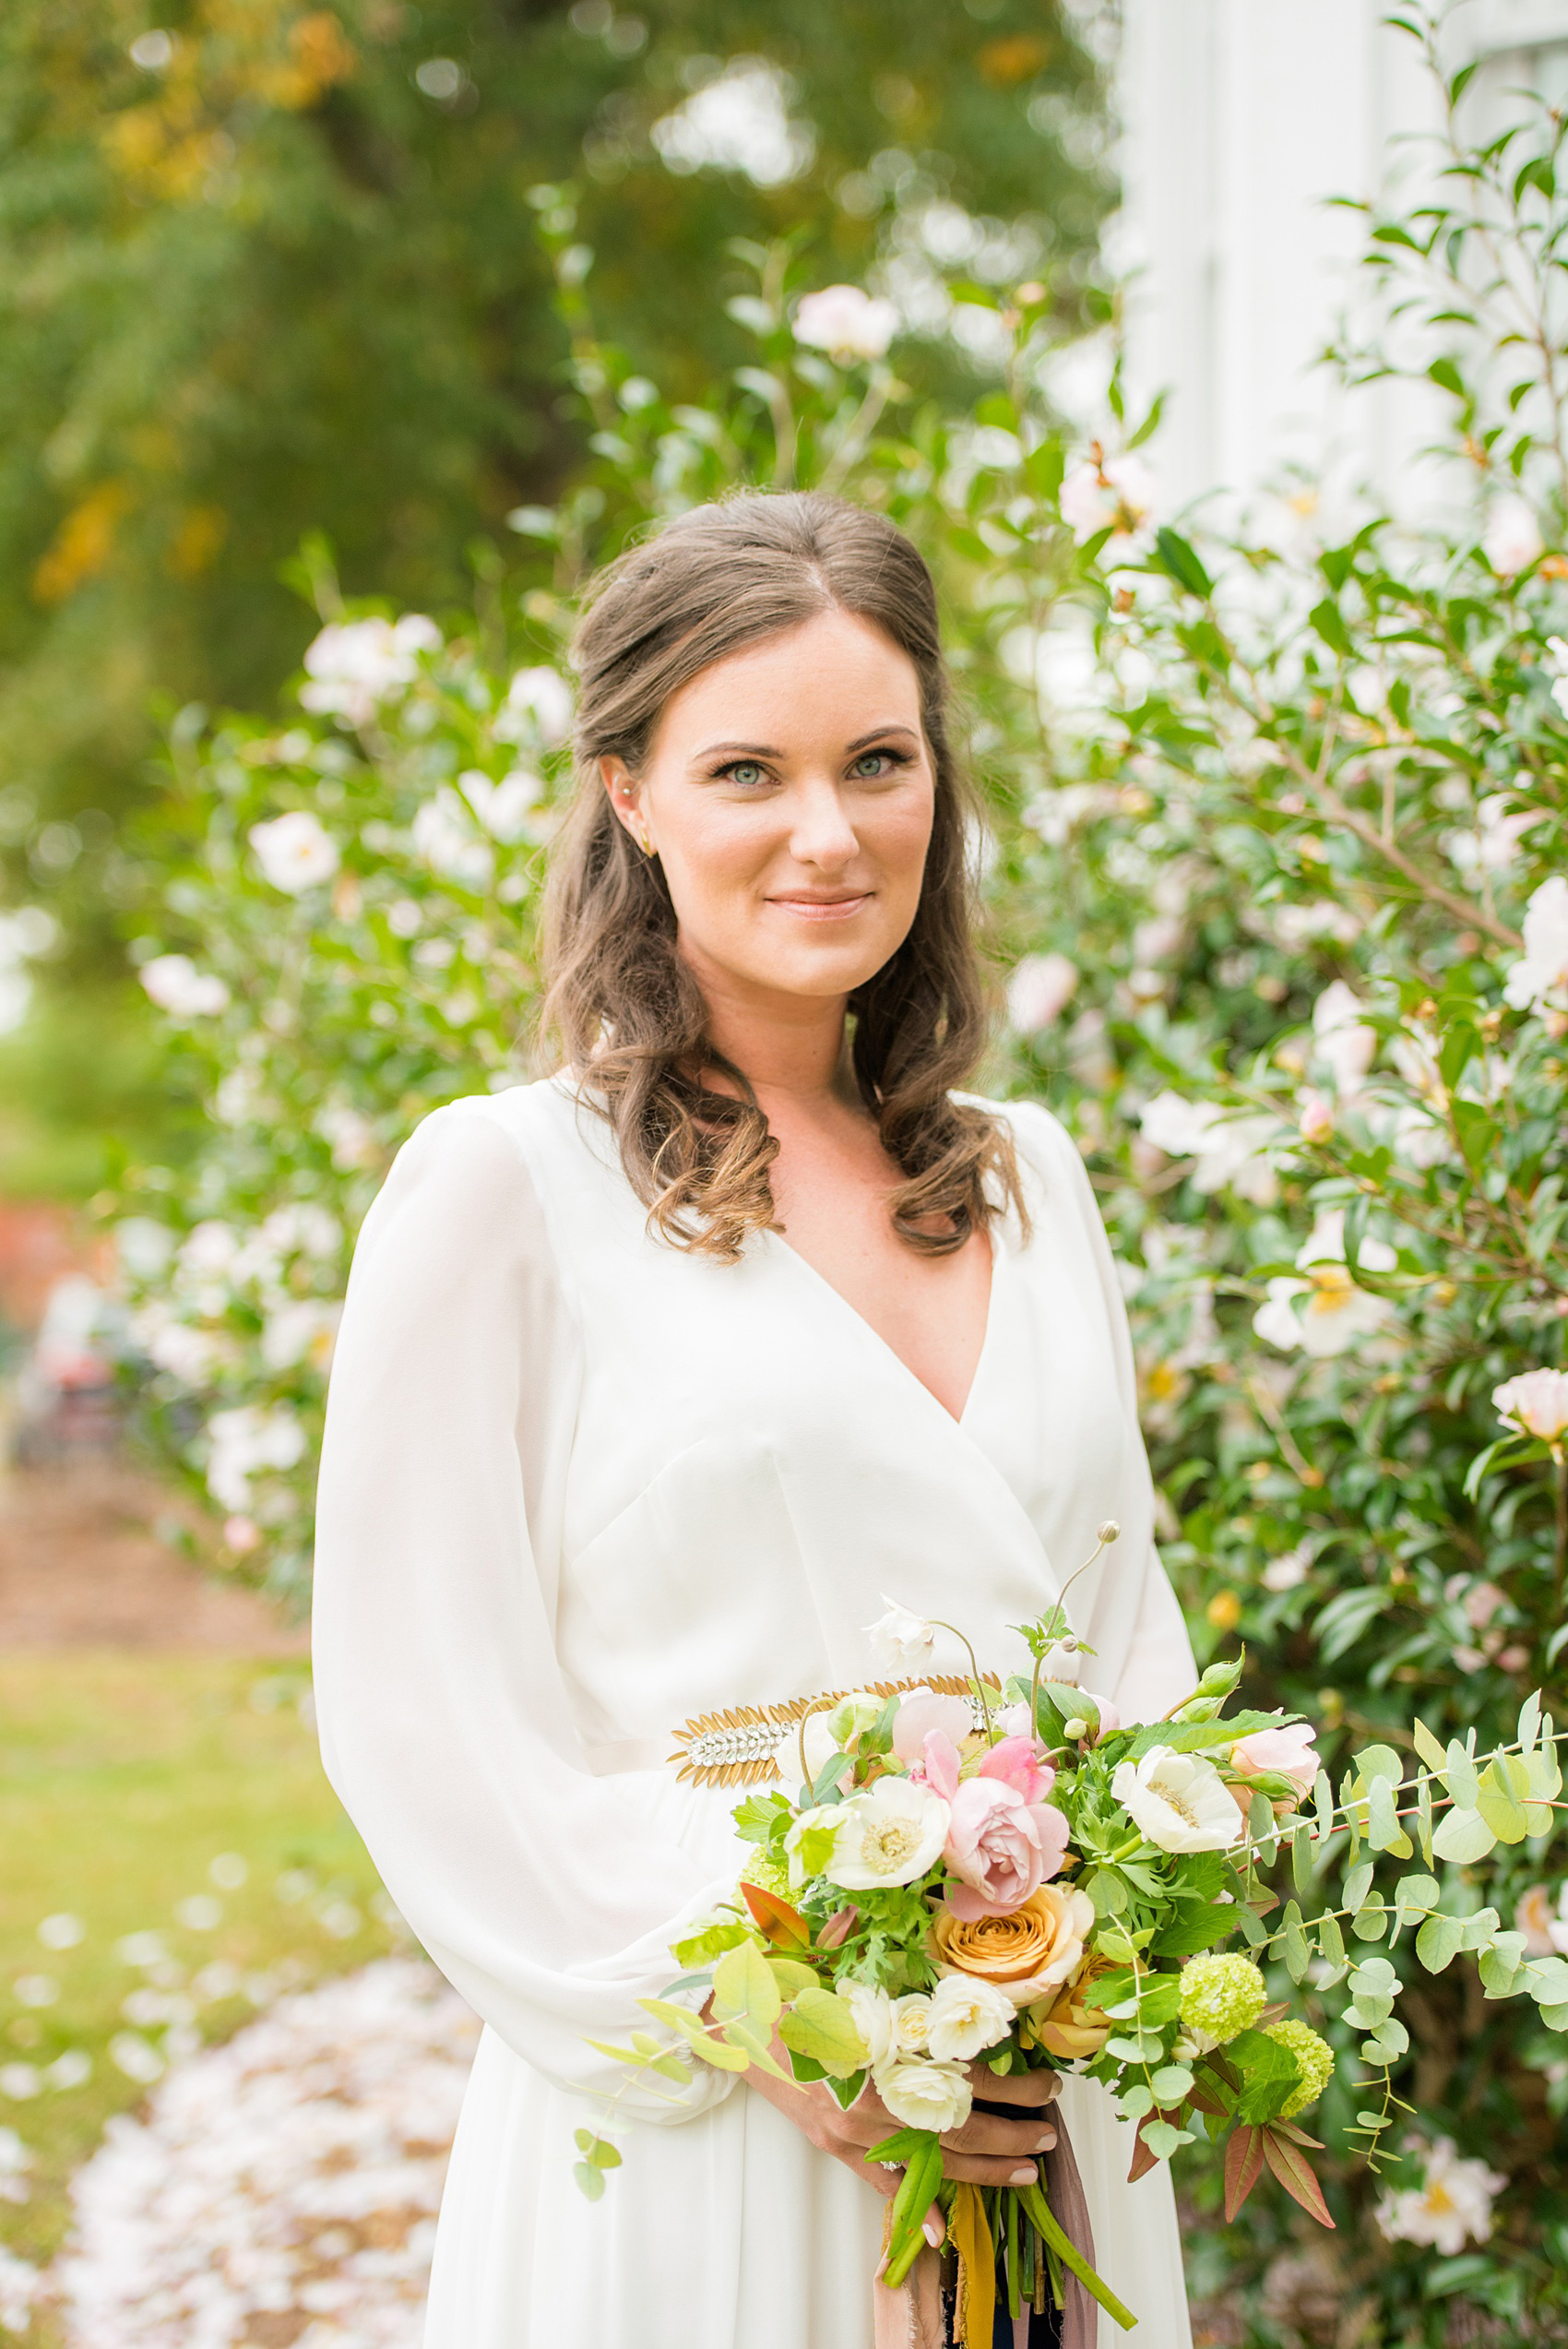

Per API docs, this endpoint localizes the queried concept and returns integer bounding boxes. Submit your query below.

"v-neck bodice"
[765,1222,999,1431]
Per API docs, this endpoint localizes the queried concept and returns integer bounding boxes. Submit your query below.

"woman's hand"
[742,2048,1060,2242]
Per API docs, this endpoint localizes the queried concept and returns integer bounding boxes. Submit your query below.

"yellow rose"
[1024,1954,1118,2060]
[932,1883,1096,2009]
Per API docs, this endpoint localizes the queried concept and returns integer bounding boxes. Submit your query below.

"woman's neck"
[687,951,851,1109]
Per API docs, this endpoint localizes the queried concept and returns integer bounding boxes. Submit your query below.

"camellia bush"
[115,18,1567,2343]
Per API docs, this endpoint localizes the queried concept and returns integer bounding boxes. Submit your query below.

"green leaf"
[1139,2118,1191,2160]
[1282,1901,1311,1982]
[573,2162,605,2200]
[1149,2064,1194,2104]
[1475,1755,1529,1844]
[777,1987,869,2080]
[1431,1806,1496,1864]
[766,1958,820,1997]
[1152,527,1214,600]
[1444,1743,1480,1808]
[712,1940,782,2033]
[1415,1914,1464,1973]
[1411,1719,1446,1773]
[1291,1824,1314,1898]
[1318,1913,1346,1970]
[1308,598,1352,657]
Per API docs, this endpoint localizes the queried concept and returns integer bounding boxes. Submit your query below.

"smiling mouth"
[766,892,873,920]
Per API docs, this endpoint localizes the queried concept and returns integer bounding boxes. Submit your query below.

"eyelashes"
[707,745,915,786]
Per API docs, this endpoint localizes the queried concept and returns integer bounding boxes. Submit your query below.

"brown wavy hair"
[540,489,1023,1262]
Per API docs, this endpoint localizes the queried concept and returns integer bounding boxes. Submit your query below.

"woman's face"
[600,607,936,1009]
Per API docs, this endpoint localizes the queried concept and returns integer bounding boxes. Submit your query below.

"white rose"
[825,1779,949,1890]
[842,1982,893,2072]
[927,1974,1015,2063]
[864,1594,935,1669]
[248,812,339,894]
[1111,1746,1244,1854]
[887,1995,934,2057]
[875,2057,972,2134]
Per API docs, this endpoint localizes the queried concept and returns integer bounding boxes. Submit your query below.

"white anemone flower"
[865,1594,936,1669]
[248,811,339,894]
[927,1974,1015,2063]
[875,2057,973,2134]
[1111,1745,1245,1854]
[824,1778,949,1890]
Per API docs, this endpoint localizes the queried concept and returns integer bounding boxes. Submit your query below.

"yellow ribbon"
[948,2184,995,2348]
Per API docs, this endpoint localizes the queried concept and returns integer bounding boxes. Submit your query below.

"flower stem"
[928,1621,996,1747]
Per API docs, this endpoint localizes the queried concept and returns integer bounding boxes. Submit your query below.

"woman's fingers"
[968,2069,1060,2107]
[940,2152,1048,2189]
[943,2111,1056,2159]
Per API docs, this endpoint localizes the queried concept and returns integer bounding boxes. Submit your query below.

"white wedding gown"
[313,1076,1197,2348]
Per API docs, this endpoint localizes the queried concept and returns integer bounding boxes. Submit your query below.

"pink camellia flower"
[1229,1721,1320,1800]
[978,1736,1056,1805]
[944,1783,1072,1920]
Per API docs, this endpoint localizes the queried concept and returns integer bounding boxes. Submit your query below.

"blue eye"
[851,749,900,778]
[728,762,766,786]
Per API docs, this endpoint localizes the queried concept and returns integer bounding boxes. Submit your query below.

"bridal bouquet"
[575,1527,1566,2342]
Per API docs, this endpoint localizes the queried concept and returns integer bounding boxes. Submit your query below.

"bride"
[313,490,1196,2348]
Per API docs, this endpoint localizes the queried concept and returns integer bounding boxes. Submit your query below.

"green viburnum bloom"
[1266,2018,1335,2119]
[1177,1952,1267,2045]
[740,1852,793,1901]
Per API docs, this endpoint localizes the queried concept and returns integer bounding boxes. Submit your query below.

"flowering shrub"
[119,24,1568,2333]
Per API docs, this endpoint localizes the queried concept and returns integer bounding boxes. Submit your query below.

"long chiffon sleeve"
[311,1101,736,2121]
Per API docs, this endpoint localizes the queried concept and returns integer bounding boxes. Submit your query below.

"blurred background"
[3,2,1568,2343]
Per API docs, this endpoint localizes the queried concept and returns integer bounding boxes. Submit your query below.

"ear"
[600,756,653,856]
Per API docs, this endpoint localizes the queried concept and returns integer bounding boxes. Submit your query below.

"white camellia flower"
[493,665,574,747]
[204,1404,307,1514]
[1503,874,1568,1011]
[842,1981,893,2072]
[1138,1091,1279,1206]
[1375,2138,1506,2257]
[1493,1366,1568,1446]
[139,953,230,1018]
[1312,979,1376,1096]
[259,1299,342,1375]
[412,791,496,890]
[131,1306,226,1389]
[1443,791,1540,876]
[824,1778,950,1890]
[1111,1745,1245,1854]
[864,1594,936,1669]
[1253,1209,1396,1358]
[298,613,441,727]
[875,2057,973,2135]
[1480,495,1544,578]
[248,811,339,894]
[793,284,898,362]
[1059,450,1155,548]
[887,1995,934,2058]
[927,1973,1015,2063]
[1006,951,1079,1034]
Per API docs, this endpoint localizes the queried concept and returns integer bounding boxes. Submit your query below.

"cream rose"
[875,2057,972,2134]
[932,1883,1095,2009]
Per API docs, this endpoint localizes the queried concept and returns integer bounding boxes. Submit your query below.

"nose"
[788,774,860,872]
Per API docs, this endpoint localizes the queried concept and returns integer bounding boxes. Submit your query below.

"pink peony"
[944,1783,1071,1920]
[1229,1722,1319,1796]
[977,1735,1057,1805]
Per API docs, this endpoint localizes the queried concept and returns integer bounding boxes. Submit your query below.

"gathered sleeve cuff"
[312,1101,737,2122]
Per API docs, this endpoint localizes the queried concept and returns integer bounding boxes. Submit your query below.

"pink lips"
[766,893,872,921]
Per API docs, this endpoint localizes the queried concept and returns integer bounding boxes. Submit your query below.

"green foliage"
[118,14,1568,2327]
[0,0,1111,1190]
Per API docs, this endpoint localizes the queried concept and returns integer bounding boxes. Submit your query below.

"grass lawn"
[0,1652,398,2283]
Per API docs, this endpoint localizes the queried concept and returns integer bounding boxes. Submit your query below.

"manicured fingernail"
[923,2218,943,2246]
[1009,2164,1037,2185]
[1035,2130,1056,2151]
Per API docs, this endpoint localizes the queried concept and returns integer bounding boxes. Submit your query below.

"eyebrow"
[692,724,921,760]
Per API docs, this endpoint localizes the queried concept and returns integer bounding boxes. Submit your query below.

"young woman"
[313,492,1196,2349]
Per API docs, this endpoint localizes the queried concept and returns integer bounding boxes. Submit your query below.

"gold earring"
[636,825,655,857]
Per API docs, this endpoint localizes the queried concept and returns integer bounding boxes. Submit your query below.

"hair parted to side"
[540,488,1025,1262]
